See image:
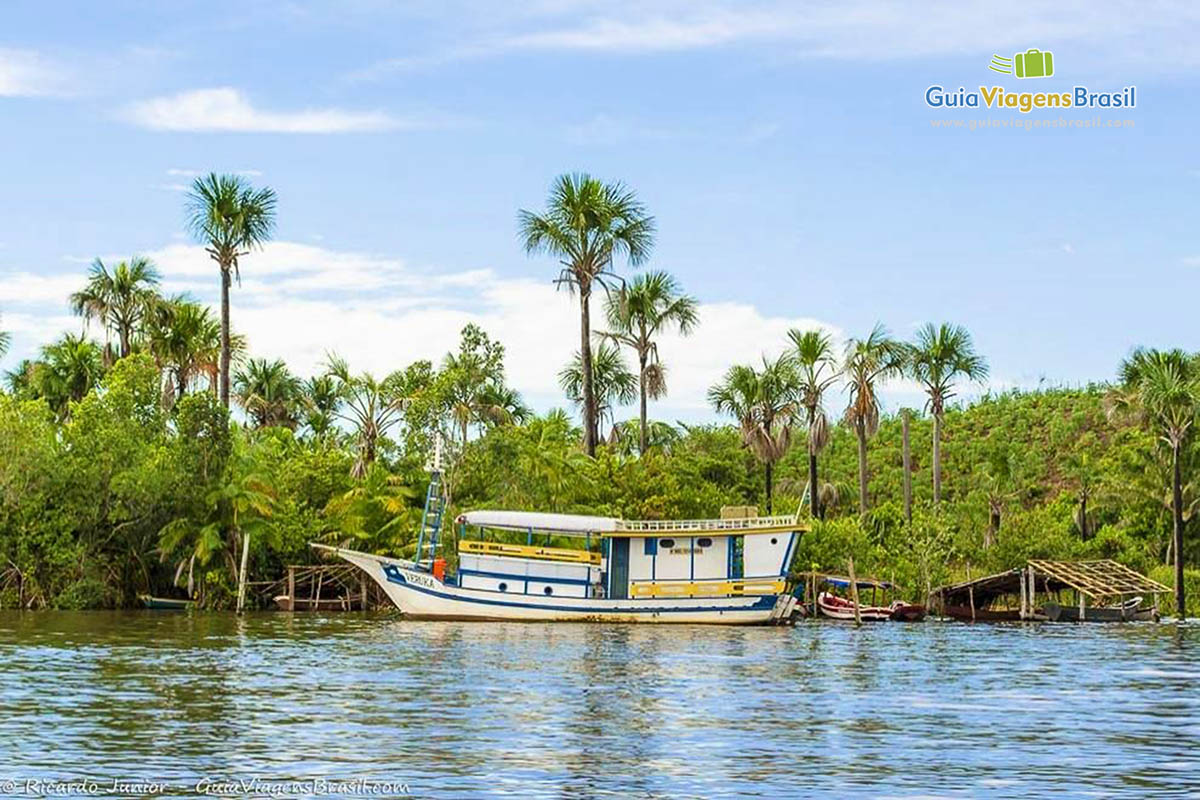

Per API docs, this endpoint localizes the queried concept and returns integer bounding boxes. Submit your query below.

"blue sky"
[2,1,1198,420]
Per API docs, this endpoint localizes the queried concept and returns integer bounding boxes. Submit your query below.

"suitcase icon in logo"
[1014,49,1054,78]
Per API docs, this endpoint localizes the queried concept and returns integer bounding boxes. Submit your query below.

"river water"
[0,612,1197,799]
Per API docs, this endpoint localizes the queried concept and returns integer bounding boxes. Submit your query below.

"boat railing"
[616,514,800,533]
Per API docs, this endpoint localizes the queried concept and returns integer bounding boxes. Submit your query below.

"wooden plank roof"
[1027,559,1170,599]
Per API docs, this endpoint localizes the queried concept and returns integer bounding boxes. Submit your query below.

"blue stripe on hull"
[382,564,774,615]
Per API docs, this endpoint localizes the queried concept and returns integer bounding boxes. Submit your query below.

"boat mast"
[413,433,446,569]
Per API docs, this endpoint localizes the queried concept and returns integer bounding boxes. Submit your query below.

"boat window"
[770,538,778,545]
[644,538,658,556]
[697,537,713,548]
[660,539,675,549]
[544,586,554,595]
[498,582,508,592]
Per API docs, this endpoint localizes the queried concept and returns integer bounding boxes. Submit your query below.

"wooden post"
[902,409,913,525]
[1028,565,1037,619]
[287,566,295,612]
[1078,590,1086,621]
[967,563,977,622]
[1019,567,1027,620]
[361,574,368,610]
[847,557,863,627]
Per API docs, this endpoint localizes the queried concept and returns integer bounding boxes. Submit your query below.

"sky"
[1,1,1198,421]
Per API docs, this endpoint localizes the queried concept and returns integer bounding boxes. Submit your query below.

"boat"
[139,594,193,610]
[942,604,1029,622]
[810,575,926,622]
[1044,596,1158,622]
[816,592,926,622]
[817,591,892,621]
[315,443,805,625]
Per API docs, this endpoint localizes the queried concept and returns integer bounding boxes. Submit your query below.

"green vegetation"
[0,172,1196,615]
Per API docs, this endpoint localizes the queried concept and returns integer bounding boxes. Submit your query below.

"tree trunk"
[1079,494,1089,541]
[120,326,131,360]
[579,285,596,456]
[808,449,821,519]
[236,528,250,614]
[1173,442,1186,618]
[638,350,649,455]
[219,265,232,409]
[765,461,774,515]
[932,412,943,505]
[902,409,913,524]
[856,420,869,515]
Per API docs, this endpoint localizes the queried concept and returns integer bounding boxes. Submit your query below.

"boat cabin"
[452,507,800,602]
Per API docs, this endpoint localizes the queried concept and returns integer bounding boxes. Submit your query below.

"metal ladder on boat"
[413,436,446,569]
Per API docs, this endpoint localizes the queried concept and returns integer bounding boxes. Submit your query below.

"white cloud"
[354,0,1200,76]
[0,48,69,96]
[124,88,422,134]
[0,241,844,419]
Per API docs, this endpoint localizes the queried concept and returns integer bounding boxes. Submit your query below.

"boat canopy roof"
[457,509,805,536]
[459,510,620,533]
[820,575,896,590]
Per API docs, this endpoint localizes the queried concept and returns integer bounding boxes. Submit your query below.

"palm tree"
[907,323,989,505]
[980,446,1017,548]
[69,256,161,361]
[519,173,655,456]
[325,354,412,478]
[708,355,799,514]
[159,442,276,609]
[234,357,301,429]
[843,325,905,514]
[0,313,10,359]
[299,375,341,441]
[146,297,243,404]
[1116,347,1199,618]
[788,329,840,519]
[600,270,698,455]
[559,342,638,443]
[30,333,105,419]
[185,173,277,409]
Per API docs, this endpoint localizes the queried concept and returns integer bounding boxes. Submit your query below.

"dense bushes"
[1,361,1197,614]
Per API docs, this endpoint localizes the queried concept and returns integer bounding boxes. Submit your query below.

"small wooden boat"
[888,603,927,622]
[943,604,1028,622]
[139,594,193,610]
[1044,596,1157,622]
[817,592,893,621]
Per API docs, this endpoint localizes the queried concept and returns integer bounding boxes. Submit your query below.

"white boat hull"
[319,546,797,625]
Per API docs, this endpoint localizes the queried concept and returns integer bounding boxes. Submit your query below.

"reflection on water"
[1,612,1197,798]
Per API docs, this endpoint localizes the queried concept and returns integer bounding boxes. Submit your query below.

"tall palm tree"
[600,270,698,455]
[519,173,655,456]
[234,357,301,429]
[1116,347,1199,618]
[325,354,412,478]
[843,325,905,514]
[69,256,161,361]
[185,173,277,409]
[559,342,638,443]
[907,323,989,504]
[708,355,799,514]
[788,329,840,519]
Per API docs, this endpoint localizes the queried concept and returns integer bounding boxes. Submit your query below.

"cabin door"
[609,538,630,600]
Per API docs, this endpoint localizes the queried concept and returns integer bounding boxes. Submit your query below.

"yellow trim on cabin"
[458,539,601,565]
[630,578,786,598]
